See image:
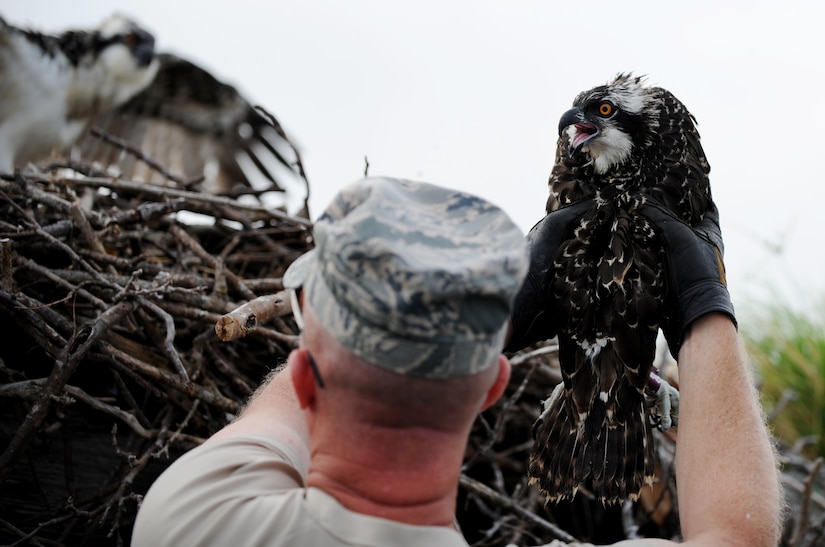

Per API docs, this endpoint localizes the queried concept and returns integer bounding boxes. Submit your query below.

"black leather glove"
[505,200,594,353]
[638,199,737,359]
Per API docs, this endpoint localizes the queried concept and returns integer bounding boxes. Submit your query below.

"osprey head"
[66,15,160,113]
[94,15,156,67]
[558,74,658,175]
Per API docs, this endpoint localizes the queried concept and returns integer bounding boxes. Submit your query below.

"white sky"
[5,0,825,323]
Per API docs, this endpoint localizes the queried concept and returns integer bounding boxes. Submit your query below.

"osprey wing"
[77,53,308,210]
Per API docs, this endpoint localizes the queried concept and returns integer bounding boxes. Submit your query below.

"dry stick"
[767,388,797,424]
[153,399,202,459]
[0,378,152,441]
[60,176,313,227]
[508,343,560,367]
[0,300,136,484]
[169,224,257,301]
[68,201,107,256]
[68,200,119,277]
[0,238,13,293]
[791,457,825,546]
[0,290,70,355]
[54,267,221,308]
[2,515,64,547]
[242,277,285,293]
[109,369,152,429]
[6,193,124,296]
[32,198,186,240]
[1,177,103,227]
[100,343,241,413]
[156,299,226,326]
[64,383,153,438]
[215,291,292,341]
[137,297,189,381]
[210,351,255,395]
[17,256,109,310]
[780,472,825,512]
[458,474,576,542]
[212,256,230,298]
[108,197,187,225]
[100,412,176,540]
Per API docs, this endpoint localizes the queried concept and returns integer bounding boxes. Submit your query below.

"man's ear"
[290,349,317,409]
[480,355,511,411]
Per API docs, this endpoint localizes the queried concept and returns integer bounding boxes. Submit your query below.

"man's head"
[284,176,529,379]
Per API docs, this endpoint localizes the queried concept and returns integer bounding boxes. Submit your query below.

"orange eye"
[124,33,137,46]
[598,102,614,117]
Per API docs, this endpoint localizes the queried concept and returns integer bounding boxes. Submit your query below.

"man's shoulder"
[132,435,307,546]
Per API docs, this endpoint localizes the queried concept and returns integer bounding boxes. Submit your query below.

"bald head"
[298,300,508,431]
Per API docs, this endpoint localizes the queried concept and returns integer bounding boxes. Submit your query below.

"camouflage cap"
[283,177,529,379]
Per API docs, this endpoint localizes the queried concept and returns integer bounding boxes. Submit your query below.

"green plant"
[743,302,825,460]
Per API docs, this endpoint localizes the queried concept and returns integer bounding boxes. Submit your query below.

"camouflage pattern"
[283,177,529,378]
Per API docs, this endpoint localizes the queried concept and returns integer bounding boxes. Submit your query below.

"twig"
[0,299,135,484]
[138,297,189,381]
[169,224,256,301]
[0,238,13,293]
[56,175,312,226]
[215,291,293,341]
[790,457,824,546]
[459,474,576,542]
[767,388,797,424]
[100,343,241,413]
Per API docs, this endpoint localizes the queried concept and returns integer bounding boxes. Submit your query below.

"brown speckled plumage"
[530,74,713,504]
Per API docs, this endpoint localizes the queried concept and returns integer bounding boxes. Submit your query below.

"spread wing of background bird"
[529,74,713,505]
[0,14,308,214]
[77,53,309,207]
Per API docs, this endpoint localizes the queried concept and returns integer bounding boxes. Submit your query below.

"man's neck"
[306,423,468,527]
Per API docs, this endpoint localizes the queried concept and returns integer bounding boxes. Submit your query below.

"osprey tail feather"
[528,346,655,505]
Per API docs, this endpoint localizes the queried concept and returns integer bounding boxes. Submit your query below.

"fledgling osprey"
[0,14,158,171]
[530,74,714,504]
[0,14,307,208]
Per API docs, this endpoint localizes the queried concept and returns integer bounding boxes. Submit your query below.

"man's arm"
[615,314,781,547]
[671,313,781,545]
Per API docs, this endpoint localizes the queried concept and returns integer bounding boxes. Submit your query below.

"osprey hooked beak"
[558,107,599,158]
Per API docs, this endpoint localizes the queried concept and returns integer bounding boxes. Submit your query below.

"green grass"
[743,301,825,460]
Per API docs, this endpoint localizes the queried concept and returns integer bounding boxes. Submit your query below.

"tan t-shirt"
[131,435,469,546]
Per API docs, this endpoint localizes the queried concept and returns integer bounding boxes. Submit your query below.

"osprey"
[530,74,713,504]
[0,14,158,171]
[0,14,307,208]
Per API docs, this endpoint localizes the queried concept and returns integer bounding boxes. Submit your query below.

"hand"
[505,200,594,352]
[638,199,736,359]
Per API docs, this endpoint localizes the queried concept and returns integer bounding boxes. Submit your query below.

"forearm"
[208,360,310,469]
[674,313,781,546]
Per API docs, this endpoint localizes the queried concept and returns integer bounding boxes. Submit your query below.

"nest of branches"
[0,162,311,545]
[0,161,823,546]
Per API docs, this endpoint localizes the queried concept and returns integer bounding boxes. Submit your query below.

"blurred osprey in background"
[0,13,308,212]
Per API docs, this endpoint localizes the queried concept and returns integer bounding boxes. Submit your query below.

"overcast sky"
[5,1,824,323]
